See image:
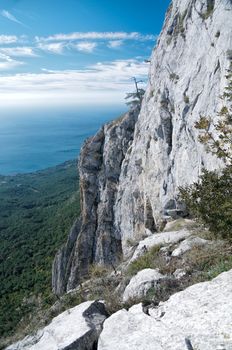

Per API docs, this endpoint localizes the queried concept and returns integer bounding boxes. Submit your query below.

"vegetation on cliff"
[180,64,232,239]
[0,161,80,338]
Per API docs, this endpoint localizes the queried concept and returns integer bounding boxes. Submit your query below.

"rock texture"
[53,0,232,293]
[123,268,166,302]
[130,229,191,262]
[53,109,139,294]
[171,236,209,257]
[115,0,232,250]
[98,269,232,350]
[6,301,108,350]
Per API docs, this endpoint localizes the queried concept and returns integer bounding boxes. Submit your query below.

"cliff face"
[53,109,139,294]
[115,0,232,251]
[53,0,232,294]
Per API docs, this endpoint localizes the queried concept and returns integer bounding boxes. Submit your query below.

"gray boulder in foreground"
[98,269,232,350]
[7,301,108,350]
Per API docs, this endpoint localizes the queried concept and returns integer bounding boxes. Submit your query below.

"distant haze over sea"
[0,105,126,175]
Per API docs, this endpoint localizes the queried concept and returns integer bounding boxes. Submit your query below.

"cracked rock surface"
[52,0,232,293]
[6,301,108,350]
[98,270,232,350]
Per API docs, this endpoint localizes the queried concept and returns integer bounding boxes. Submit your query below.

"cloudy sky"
[0,0,170,108]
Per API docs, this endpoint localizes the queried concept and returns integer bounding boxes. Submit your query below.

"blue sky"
[0,0,170,108]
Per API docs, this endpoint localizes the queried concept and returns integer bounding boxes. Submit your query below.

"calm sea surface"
[0,106,125,175]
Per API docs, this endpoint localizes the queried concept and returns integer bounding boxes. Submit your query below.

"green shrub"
[179,166,232,240]
[180,64,232,240]
[201,1,215,20]
[183,94,190,104]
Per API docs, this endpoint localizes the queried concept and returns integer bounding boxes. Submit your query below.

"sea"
[0,105,126,176]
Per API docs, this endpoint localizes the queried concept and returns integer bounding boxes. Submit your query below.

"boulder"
[171,237,210,257]
[98,269,232,350]
[123,269,166,302]
[130,229,192,262]
[7,301,108,350]
[173,268,186,279]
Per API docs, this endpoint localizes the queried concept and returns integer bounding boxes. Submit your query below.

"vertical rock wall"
[52,109,139,294]
[114,0,232,252]
[53,0,232,293]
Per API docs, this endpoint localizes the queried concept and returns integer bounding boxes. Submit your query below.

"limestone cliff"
[53,109,139,294]
[115,0,232,251]
[53,0,232,294]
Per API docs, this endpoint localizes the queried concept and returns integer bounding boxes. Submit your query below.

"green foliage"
[127,245,161,276]
[184,243,232,280]
[201,0,215,20]
[125,239,232,308]
[125,78,145,109]
[180,64,232,240]
[177,10,187,38]
[169,72,179,83]
[183,93,190,104]
[179,167,232,239]
[0,160,80,337]
[195,64,232,163]
[125,88,145,109]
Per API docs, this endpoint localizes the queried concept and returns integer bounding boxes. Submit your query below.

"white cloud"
[36,31,156,43]
[34,32,156,55]
[0,35,18,44]
[108,40,123,48]
[0,52,24,70]
[1,10,23,25]
[37,42,64,54]
[0,59,148,106]
[72,42,97,53]
[0,47,37,57]
[37,41,97,55]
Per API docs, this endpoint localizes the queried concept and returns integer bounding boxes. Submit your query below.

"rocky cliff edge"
[53,0,232,295]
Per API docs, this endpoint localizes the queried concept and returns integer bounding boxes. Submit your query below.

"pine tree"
[125,77,145,109]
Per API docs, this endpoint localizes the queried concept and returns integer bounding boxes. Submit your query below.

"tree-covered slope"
[0,160,80,338]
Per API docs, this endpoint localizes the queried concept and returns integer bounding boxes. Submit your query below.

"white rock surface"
[172,236,209,257]
[173,268,187,279]
[115,0,232,251]
[7,301,108,350]
[130,229,191,262]
[52,0,232,293]
[98,269,232,350]
[123,268,166,302]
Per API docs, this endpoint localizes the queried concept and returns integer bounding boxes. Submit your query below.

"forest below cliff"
[0,161,80,338]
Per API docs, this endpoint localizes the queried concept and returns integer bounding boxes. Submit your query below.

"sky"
[0,0,170,109]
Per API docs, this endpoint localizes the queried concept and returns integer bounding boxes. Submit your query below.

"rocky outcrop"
[114,0,232,250]
[53,109,139,295]
[53,0,232,293]
[171,236,210,257]
[98,269,232,349]
[6,301,108,350]
[123,269,166,302]
[130,228,192,262]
